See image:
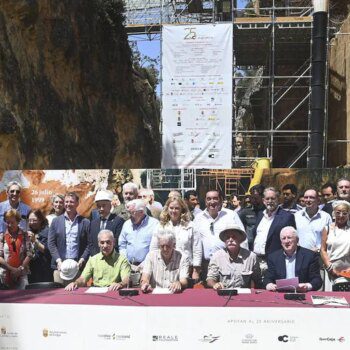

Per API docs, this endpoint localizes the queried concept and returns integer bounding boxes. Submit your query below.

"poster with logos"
[161,24,233,168]
[0,303,349,349]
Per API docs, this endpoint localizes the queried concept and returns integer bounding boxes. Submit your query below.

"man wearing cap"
[65,230,131,291]
[207,224,262,289]
[48,192,90,284]
[264,226,322,292]
[88,190,124,256]
[118,199,159,271]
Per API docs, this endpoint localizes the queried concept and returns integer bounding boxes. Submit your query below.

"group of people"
[0,177,349,293]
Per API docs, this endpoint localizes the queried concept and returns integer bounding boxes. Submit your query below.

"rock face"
[0,0,160,169]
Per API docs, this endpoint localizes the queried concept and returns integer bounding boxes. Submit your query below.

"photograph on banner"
[161,24,233,168]
[0,168,349,217]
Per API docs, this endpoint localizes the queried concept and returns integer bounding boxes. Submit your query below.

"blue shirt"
[284,251,297,279]
[64,213,80,259]
[0,200,31,233]
[118,215,159,264]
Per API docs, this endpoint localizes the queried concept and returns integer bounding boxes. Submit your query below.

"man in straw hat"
[206,224,262,290]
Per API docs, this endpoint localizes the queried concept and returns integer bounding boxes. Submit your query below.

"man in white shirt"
[294,188,332,252]
[193,190,246,280]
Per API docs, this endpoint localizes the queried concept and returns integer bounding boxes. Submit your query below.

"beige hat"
[219,224,247,243]
[95,190,113,202]
[59,259,79,280]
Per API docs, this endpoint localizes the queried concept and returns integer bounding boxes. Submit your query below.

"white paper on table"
[311,295,349,306]
[276,277,299,291]
[85,287,109,294]
[235,288,252,294]
[152,287,173,295]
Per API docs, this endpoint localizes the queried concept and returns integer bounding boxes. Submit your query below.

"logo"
[42,328,67,338]
[98,333,131,341]
[338,337,345,343]
[199,334,220,343]
[319,337,336,342]
[242,334,257,344]
[152,335,178,342]
[0,326,18,338]
[278,335,298,343]
[1,326,6,335]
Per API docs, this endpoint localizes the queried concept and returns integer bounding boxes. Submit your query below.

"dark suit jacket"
[253,207,296,256]
[263,246,322,291]
[88,213,125,256]
[48,214,90,269]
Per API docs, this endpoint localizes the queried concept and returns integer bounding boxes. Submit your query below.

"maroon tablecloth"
[1,288,349,308]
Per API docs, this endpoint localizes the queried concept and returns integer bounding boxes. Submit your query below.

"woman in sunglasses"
[0,209,32,289]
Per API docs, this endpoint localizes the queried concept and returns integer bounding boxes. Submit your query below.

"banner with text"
[161,24,233,168]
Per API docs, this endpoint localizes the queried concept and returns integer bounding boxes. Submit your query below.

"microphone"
[276,285,305,300]
[119,258,139,296]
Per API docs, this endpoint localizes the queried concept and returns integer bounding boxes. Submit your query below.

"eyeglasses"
[9,190,20,194]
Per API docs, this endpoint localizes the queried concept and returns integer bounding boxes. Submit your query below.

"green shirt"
[81,251,131,287]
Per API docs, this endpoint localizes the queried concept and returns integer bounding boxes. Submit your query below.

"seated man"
[264,226,322,292]
[207,224,262,290]
[140,230,190,293]
[65,230,130,291]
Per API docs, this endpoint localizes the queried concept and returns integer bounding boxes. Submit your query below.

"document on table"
[235,288,252,294]
[276,277,299,291]
[152,288,173,294]
[85,287,109,294]
[311,295,349,306]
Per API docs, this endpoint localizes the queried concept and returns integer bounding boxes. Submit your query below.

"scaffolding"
[125,1,325,168]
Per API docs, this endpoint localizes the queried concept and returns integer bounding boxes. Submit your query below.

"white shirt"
[193,207,247,260]
[150,221,202,266]
[253,210,276,256]
[294,208,332,250]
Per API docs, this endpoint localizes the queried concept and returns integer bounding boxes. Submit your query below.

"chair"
[332,282,350,292]
[25,282,63,290]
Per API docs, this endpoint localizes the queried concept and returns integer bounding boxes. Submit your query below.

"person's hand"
[141,283,152,293]
[191,269,200,282]
[108,282,124,291]
[297,283,309,293]
[266,283,277,291]
[78,258,85,269]
[57,259,62,271]
[27,231,36,243]
[10,266,21,279]
[65,282,78,291]
[169,281,182,293]
[213,282,224,290]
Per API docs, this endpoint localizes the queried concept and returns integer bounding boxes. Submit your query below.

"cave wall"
[0,0,160,169]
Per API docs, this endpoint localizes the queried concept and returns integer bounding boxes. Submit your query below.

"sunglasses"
[9,190,20,194]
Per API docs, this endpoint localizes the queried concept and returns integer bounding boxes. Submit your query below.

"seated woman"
[27,209,53,283]
[46,194,65,227]
[207,224,262,290]
[0,209,32,289]
[141,230,190,293]
[321,200,350,291]
[150,196,202,281]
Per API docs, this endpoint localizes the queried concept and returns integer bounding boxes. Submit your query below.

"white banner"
[0,304,349,349]
[161,24,233,168]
